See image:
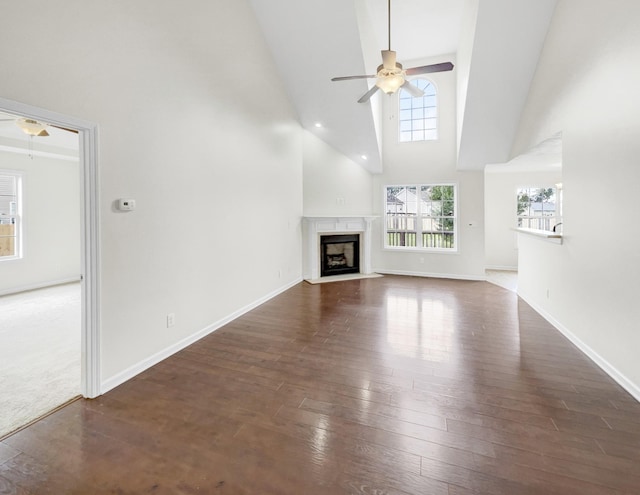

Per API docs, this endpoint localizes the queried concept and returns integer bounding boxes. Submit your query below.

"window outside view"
[385,184,456,250]
[0,172,20,259]
[399,79,437,142]
[517,186,561,232]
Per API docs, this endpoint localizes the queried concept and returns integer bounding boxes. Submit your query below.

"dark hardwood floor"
[1,275,639,494]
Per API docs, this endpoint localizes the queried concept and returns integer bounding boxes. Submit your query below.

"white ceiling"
[1,2,559,172]
[250,0,559,173]
[366,0,464,61]
[249,0,465,173]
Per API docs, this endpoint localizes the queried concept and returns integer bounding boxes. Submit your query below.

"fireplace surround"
[303,216,376,281]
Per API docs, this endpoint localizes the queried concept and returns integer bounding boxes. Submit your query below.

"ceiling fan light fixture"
[16,118,49,137]
[376,72,405,94]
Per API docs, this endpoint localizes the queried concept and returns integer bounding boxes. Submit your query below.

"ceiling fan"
[331,0,454,103]
[0,116,78,136]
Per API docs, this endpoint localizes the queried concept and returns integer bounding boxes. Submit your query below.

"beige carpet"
[0,283,81,438]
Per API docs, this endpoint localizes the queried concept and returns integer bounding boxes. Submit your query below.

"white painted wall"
[372,55,485,280]
[0,151,80,293]
[485,167,561,270]
[512,0,640,398]
[303,130,373,216]
[0,0,302,389]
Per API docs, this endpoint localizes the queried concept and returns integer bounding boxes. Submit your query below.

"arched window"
[398,79,437,142]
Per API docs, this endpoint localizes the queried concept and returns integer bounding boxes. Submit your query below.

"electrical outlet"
[167,313,175,328]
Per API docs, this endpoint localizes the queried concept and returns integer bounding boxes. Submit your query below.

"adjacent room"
[0,0,639,493]
[0,114,82,438]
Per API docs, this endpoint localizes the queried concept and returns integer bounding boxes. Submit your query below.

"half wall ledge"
[514,227,563,244]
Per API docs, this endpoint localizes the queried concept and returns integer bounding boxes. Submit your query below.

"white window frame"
[398,78,438,143]
[516,185,561,233]
[0,169,23,261]
[384,183,458,252]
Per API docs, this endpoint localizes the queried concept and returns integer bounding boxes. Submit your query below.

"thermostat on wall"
[117,198,136,211]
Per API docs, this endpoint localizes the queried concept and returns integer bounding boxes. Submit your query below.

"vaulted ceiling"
[249,0,558,173]
[0,1,559,172]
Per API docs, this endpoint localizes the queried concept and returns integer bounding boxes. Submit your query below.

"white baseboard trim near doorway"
[485,264,518,271]
[0,277,82,297]
[100,277,302,395]
[373,268,486,281]
[518,290,640,403]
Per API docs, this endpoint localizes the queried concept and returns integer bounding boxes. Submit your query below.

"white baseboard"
[0,277,82,297]
[518,290,640,403]
[485,265,518,271]
[373,268,486,282]
[100,277,302,395]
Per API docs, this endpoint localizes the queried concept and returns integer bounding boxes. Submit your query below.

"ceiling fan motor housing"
[376,61,406,94]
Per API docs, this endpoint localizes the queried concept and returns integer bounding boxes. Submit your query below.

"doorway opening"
[0,98,100,438]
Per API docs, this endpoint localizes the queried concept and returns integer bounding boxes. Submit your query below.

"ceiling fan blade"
[405,62,454,76]
[381,50,397,70]
[401,81,424,98]
[331,75,375,81]
[357,85,380,104]
[37,129,50,137]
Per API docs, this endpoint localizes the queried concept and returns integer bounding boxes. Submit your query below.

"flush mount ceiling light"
[16,118,50,137]
[331,0,454,103]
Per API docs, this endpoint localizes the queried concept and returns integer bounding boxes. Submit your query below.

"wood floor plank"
[1,275,639,493]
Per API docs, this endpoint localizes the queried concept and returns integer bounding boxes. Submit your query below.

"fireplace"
[302,216,377,281]
[320,234,360,277]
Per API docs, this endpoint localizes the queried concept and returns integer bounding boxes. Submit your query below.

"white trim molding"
[519,290,640,403]
[374,268,486,282]
[485,265,518,271]
[303,216,377,281]
[0,277,82,297]
[0,97,101,399]
[100,277,302,394]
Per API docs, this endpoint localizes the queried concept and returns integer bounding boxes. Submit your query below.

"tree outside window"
[517,186,561,232]
[385,184,456,250]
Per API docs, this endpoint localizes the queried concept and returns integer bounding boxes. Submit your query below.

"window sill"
[514,227,563,244]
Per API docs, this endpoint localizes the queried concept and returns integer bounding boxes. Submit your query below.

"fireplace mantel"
[303,216,377,281]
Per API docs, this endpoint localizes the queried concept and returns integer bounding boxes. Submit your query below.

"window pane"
[424,129,438,140]
[386,184,455,250]
[424,107,437,118]
[0,173,19,258]
[421,185,432,201]
[398,79,438,143]
[400,120,412,132]
[442,200,454,216]
[424,118,437,130]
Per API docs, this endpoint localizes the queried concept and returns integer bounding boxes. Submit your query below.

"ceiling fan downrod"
[387,0,391,51]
